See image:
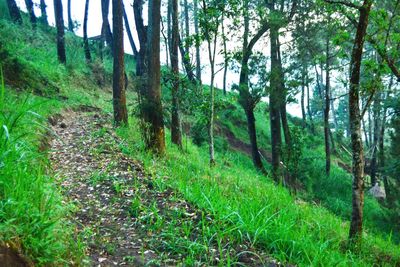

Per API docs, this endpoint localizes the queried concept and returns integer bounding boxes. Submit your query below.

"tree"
[67,0,74,31]
[101,0,113,51]
[40,0,48,25]
[6,0,22,24]
[24,0,37,28]
[54,0,66,64]
[83,0,91,63]
[170,0,182,147]
[145,0,166,153]
[112,0,128,125]
[123,3,139,58]
[194,0,202,81]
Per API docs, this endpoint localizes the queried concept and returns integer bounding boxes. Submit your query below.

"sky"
[15,0,304,117]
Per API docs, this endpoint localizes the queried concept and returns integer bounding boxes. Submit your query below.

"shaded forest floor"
[49,108,278,266]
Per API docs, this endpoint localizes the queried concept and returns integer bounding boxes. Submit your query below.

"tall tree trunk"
[330,92,339,130]
[112,0,128,125]
[194,0,201,81]
[123,4,139,58]
[170,0,182,147]
[146,0,166,153]
[306,73,314,133]
[53,0,66,64]
[24,0,37,28]
[178,37,196,83]
[370,92,381,185]
[184,0,190,53]
[270,23,282,182]
[362,115,370,148]
[83,0,91,63]
[101,0,113,52]
[221,12,228,95]
[166,0,172,67]
[40,0,48,25]
[67,0,73,31]
[324,34,331,176]
[301,66,306,127]
[348,0,372,248]
[6,0,22,24]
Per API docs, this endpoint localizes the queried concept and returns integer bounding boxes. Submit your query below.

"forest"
[0,0,399,266]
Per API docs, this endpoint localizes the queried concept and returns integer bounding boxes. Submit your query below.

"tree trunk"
[6,0,22,24]
[306,73,314,133]
[123,4,138,58]
[24,0,37,28]
[324,34,331,176]
[112,0,128,126]
[221,13,228,95]
[184,0,190,53]
[194,0,201,81]
[40,0,48,25]
[53,0,66,64]
[301,66,306,127]
[67,0,73,31]
[348,0,372,248]
[245,108,265,171]
[362,115,369,148]
[370,92,381,186]
[83,0,91,63]
[101,0,113,52]
[270,23,282,182]
[178,37,196,83]
[170,0,182,147]
[146,0,166,153]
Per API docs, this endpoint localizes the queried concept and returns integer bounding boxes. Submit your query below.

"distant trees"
[112,0,128,125]
[83,0,91,63]
[40,0,48,25]
[24,0,36,28]
[53,0,66,64]
[67,0,73,31]
[6,0,22,24]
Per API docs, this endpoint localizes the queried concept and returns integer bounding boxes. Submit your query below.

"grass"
[117,117,400,266]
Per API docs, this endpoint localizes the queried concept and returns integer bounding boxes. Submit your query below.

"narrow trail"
[49,108,279,266]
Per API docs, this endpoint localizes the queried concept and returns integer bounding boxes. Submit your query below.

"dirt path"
[49,109,280,266]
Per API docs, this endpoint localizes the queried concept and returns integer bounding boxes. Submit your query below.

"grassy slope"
[0,14,399,266]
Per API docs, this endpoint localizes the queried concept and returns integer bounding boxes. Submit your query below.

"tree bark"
[6,0,22,24]
[221,12,228,95]
[170,0,182,147]
[101,0,113,52]
[194,0,201,81]
[146,0,166,153]
[112,0,128,126]
[67,0,73,31]
[370,92,381,186]
[270,23,283,182]
[83,0,91,63]
[324,34,331,176]
[24,0,37,28]
[40,0,48,25]
[53,0,66,64]
[348,0,372,248]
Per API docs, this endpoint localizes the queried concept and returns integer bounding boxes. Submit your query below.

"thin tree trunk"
[112,0,128,126]
[324,33,331,176]
[83,0,91,63]
[348,0,372,248]
[101,0,113,51]
[24,0,37,28]
[6,0,22,24]
[184,0,190,53]
[362,115,369,148]
[67,0,73,31]
[194,0,201,81]
[170,0,182,147]
[221,12,228,95]
[40,0,48,25]
[270,23,282,182]
[166,0,172,67]
[330,92,339,130]
[146,0,166,153]
[370,92,381,186]
[306,73,314,133]
[123,4,139,58]
[301,66,306,127]
[178,37,196,83]
[54,0,66,64]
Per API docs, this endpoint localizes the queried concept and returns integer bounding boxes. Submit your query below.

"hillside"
[0,12,399,267]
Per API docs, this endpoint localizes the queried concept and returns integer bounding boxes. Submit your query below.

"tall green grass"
[118,116,400,266]
[0,71,85,264]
